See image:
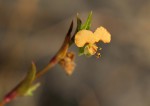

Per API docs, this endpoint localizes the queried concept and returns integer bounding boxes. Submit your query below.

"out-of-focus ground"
[0,0,150,106]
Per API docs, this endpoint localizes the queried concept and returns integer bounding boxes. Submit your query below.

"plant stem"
[35,57,58,79]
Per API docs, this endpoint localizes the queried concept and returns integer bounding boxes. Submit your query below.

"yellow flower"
[75,26,111,56]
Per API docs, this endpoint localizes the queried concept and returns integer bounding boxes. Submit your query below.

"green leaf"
[24,83,40,96]
[1,62,37,104]
[80,11,92,30]
[17,62,36,96]
[23,62,36,83]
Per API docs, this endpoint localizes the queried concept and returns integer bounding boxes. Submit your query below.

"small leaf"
[17,62,36,96]
[80,11,92,30]
[1,62,37,104]
[24,83,40,96]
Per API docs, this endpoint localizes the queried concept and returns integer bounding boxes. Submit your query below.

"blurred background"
[0,0,150,106]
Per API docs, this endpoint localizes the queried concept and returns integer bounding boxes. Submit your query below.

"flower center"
[84,43,98,56]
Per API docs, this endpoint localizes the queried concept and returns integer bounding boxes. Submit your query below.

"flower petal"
[75,30,95,47]
[94,26,111,43]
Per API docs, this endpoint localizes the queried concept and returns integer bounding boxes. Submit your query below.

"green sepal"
[80,11,92,30]
[78,43,87,56]
[78,47,85,56]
